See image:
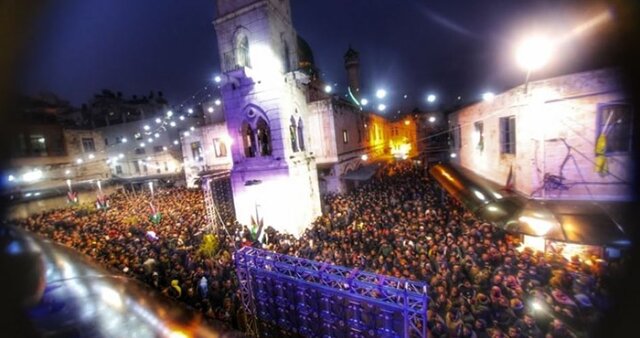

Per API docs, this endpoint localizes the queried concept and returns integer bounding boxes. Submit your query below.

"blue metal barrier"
[235,247,429,338]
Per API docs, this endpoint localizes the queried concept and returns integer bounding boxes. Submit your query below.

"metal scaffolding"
[235,246,429,338]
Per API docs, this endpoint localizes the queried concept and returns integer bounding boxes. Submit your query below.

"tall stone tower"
[344,46,360,99]
[213,0,321,235]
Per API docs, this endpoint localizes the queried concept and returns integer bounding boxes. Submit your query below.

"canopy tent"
[342,163,382,181]
[429,163,630,248]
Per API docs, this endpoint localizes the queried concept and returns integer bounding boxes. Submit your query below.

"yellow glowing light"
[404,120,410,125]
[519,215,554,236]
[523,234,546,252]
[168,330,190,338]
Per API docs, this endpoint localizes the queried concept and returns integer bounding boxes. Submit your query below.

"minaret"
[344,46,360,99]
[213,0,321,236]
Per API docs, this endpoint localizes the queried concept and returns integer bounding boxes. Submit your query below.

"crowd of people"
[13,161,623,337]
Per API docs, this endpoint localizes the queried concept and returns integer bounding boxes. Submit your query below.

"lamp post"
[515,35,554,94]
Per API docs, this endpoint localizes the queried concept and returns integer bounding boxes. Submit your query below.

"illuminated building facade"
[98,115,189,181]
[213,0,321,235]
[449,68,633,201]
[181,121,233,188]
[7,126,109,194]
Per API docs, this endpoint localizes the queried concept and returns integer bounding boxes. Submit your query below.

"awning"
[342,163,381,181]
[429,163,631,248]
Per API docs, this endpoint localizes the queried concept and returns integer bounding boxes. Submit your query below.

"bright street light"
[428,116,436,123]
[214,75,222,83]
[215,99,221,106]
[376,89,387,99]
[515,35,554,93]
[427,94,436,103]
[377,103,386,112]
[360,98,368,106]
[482,92,495,101]
[208,107,214,113]
[516,35,554,72]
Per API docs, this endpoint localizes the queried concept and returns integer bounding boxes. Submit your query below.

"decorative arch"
[233,27,251,68]
[240,103,272,158]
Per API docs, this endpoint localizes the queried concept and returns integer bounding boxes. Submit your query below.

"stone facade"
[98,115,191,180]
[8,128,110,192]
[449,68,632,201]
[182,122,233,188]
[214,0,320,235]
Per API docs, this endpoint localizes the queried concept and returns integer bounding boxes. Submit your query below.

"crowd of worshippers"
[14,161,624,337]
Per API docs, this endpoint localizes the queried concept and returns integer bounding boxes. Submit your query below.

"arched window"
[289,116,298,152]
[297,117,305,151]
[256,118,271,156]
[242,121,256,158]
[235,33,251,68]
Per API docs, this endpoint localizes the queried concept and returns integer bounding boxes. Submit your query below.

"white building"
[98,115,199,183]
[449,68,633,201]
[6,126,110,195]
[181,121,233,188]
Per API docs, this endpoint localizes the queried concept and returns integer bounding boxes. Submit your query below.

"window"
[143,163,148,173]
[135,133,143,140]
[235,34,251,68]
[133,161,141,173]
[219,141,228,157]
[297,118,305,151]
[164,162,169,172]
[289,116,299,152]
[115,165,123,175]
[213,138,228,157]
[156,162,161,174]
[456,124,462,149]
[116,136,122,144]
[135,148,146,155]
[256,118,271,156]
[30,134,47,156]
[104,138,109,146]
[191,142,202,160]
[500,116,516,154]
[357,128,362,143]
[153,145,163,153]
[82,138,95,152]
[598,104,632,153]
[474,121,484,151]
[243,122,256,158]
[343,129,349,144]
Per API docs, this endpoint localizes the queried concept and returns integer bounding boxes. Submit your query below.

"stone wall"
[450,68,632,201]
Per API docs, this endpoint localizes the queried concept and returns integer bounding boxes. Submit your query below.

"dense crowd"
[14,162,622,337]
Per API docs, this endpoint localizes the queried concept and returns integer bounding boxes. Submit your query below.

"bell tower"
[213,0,321,236]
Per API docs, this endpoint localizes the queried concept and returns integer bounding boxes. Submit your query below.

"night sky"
[19,0,617,112]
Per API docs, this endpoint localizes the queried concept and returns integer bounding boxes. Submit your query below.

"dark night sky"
[18,0,617,112]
